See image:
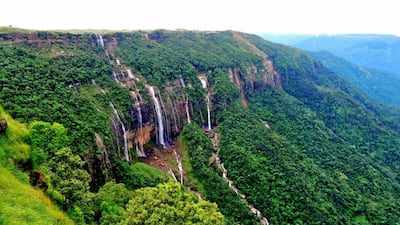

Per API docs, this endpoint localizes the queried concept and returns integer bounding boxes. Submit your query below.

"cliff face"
[94,31,282,163]
[0,32,87,47]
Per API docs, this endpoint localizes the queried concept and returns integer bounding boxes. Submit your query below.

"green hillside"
[309,50,400,107]
[0,107,73,225]
[0,29,399,224]
[0,167,74,225]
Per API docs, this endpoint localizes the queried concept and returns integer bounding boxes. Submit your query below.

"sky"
[1,0,399,35]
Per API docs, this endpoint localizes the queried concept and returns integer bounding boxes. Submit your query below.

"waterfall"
[126,69,135,79]
[109,102,129,161]
[168,169,178,182]
[173,149,183,184]
[185,95,191,123]
[126,69,140,81]
[180,75,191,123]
[198,76,207,89]
[158,89,171,145]
[116,59,120,65]
[95,34,104,49]
[179,74,186,88]
[206,94,212,130]
[148,86,168,148]
[168,97,179,133]
[130,91,146,157]
[112,71,120,84]
[198,76,211,130]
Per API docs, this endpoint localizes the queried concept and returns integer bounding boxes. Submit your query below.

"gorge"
[0,28,399,225]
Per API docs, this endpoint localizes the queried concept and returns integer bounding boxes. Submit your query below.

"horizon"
[2,26,399,38]
[1,0,399,36]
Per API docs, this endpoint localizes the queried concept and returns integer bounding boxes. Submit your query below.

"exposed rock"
[0,119,7,132]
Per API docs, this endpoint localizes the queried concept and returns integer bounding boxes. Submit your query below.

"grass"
[129,162,169,181]
[0,106,30,163]
[0,167,74,225]
[0,106,73,224]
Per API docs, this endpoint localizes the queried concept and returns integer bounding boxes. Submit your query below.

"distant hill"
[258,33,313,46]
[294,34,400,74]
[309,50,400,106]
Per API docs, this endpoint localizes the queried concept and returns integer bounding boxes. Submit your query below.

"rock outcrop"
[0,119,7,132]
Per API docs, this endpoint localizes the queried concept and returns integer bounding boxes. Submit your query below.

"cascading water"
[168,97,179,132]
[179,75,191,123]
[168,169,178,182]
[199,76,207,89]
[109,102,129,161]
[148,86,168,148]
[206,94,212,130]
[126,69,140,81]
[158,91,171,143]
[185,95,191,124]
[198,76,211,130]
[112,71,120,84]
[173,149,183,184]
[130,91,146,157]
[179,74,186,88]
[95,34,104,49]
[126,69,134,79]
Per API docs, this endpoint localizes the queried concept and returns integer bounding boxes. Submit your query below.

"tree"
[120,181,225,225]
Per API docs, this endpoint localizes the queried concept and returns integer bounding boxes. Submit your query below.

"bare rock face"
[0,119,7,132]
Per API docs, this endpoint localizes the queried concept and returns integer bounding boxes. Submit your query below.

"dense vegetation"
[181,124,258,225]
[1,29,400,224]
[0,107,73,225]
[309,50,400,107]
[121,180,225,225]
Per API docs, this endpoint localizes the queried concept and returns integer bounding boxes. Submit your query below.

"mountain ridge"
[0,29,399,224]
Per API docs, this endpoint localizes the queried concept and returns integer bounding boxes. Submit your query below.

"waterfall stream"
[198,76,211,130]
[109,102,129,161]
[95,34,104,49]
[130,91,146,157]
[211,131,269,225]
[180,75,191,123]
[206,94,212,130]
[148,86,168,148]
[173,149,183,184]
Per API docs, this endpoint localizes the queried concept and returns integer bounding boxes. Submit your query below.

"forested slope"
[308,50,400,107]
[0,29,399,224]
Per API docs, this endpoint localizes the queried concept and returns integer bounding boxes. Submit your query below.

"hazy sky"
[1,0,399,35]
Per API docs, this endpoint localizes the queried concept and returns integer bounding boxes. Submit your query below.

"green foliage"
[2,29,400,225]
[117,30,263,87]
[94,182,132,225]
[28,121,68,168]
[0,167,74,225]
[0,43,115,153]
[120,180,225,225]
[113,161,169,191]
[209,69,240,111]
[181,123,258,225]
[310,50,400,107]
[0,106,30,163]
